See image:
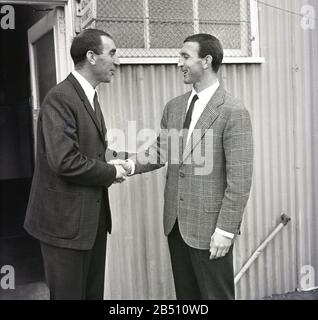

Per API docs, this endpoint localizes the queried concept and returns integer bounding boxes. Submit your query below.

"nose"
[178,57,184,68]
[113,54,120,66]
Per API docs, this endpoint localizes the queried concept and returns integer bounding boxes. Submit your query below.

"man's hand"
[209,232,233,260]
[109,159,133,174]
[114,164,127,183]
[109,159,133,183]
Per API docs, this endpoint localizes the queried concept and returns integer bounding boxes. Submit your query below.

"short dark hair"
[70,29,113,66]
[184,33,223,73]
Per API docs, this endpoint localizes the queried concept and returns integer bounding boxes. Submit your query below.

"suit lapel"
[182,85,225,162]
[101,115,107,139]
[174,92,191,129]
[67,73,107,147]
[175,92,191,160]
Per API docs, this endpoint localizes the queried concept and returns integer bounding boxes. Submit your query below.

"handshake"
[108,159,134,184]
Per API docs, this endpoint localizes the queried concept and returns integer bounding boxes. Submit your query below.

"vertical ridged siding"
[312,0,318,295]
[99,66,189,299]
[99,0,318,299]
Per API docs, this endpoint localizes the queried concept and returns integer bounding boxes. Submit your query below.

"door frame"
[21,0,75,110]
[28,8,66,109]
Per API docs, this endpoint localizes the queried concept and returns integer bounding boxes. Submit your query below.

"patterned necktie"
[183,94,199,149]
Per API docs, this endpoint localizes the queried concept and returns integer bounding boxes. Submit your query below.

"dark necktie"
[183,94,198,149]
[94,92,103,130]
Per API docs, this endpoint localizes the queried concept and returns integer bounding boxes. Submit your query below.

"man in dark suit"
[24,29,128,300]
[118,34,253,299]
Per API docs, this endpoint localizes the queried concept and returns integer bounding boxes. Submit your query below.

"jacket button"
[98,153,102,158]
[97,199,101,203]
[180,197,184,201]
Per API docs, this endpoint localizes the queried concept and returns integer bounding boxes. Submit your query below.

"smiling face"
[178,41,205,85]
[93,36,120,83]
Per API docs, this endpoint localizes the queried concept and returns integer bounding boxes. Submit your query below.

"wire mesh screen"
[80,0,252,58]
[148,0,194,49]
[199,0,245,51]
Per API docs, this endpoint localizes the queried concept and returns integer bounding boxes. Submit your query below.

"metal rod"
[234,214,291,285]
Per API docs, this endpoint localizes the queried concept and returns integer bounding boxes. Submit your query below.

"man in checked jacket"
[119,33,253,300]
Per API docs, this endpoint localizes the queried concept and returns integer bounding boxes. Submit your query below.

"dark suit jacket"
[24,73,121,250]
[134,85,253,250]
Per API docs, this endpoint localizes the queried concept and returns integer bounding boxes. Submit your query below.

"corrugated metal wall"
[99,0,318,299]
[100,66,189,299]
[312,0,318,295]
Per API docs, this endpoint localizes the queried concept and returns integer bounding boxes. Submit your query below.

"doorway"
[0,3,70,293]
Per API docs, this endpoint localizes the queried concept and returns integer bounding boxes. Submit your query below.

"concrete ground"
[264,288,318,300]
[0,281,49,300]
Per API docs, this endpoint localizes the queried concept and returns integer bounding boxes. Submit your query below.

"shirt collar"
[188,80,220,106]
[72,70,96,107]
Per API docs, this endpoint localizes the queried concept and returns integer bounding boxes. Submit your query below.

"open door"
[28,7,70,133]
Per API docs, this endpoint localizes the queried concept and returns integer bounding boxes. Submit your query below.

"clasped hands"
[109,159,133,183]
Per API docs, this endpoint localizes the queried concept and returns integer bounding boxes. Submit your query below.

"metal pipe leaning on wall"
[234,214,291,285]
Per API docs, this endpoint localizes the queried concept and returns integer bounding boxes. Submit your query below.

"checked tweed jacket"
[134,85,253,250]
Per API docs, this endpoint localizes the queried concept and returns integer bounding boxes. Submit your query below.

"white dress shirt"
[185,80,219,144]
[72,70,96,110]
[186,81,234,240]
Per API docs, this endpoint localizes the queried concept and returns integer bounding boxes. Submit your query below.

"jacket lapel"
[67,73,107,147]
[182,85,225,162]
[176,92,192,160]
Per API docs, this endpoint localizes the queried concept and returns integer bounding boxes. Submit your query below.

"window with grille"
[78,0,260,62]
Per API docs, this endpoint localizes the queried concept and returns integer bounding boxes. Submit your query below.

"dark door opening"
[0,4,56,288]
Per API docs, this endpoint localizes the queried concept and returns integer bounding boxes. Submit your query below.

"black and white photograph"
[0,0,317,306]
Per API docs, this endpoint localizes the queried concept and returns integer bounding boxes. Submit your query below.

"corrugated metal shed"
[99,0,318,299]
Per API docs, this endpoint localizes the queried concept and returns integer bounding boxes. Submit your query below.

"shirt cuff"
[126,159,135,175]
[215,228,235,239]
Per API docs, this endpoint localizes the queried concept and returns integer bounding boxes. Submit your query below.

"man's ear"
[203,55,213,70]
[86,50,96,65]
